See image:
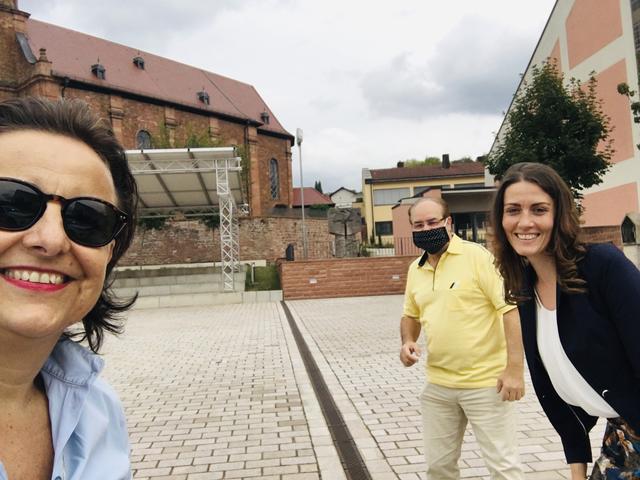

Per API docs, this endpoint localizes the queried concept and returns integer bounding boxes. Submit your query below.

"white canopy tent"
[125,147,246,291]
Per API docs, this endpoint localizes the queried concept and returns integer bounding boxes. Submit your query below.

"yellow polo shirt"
[403,234,515,388]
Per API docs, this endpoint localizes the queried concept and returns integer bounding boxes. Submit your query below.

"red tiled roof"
[292,187,334,207]
[26,19,291,138]
[369,162,485,182]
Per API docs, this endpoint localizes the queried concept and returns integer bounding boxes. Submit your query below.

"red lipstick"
[3,275,68,292]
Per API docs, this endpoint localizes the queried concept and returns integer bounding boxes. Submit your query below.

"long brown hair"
[490,162,586,303]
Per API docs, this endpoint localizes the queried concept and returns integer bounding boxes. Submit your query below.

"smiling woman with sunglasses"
[0,97,138,480]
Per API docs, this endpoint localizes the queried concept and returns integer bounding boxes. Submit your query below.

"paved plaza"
[101,296,607,479]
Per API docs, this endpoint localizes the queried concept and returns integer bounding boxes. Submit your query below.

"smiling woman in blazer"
[490,162,640,480]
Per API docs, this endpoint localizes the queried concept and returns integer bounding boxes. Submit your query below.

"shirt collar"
[446,233,464,255]
[418,233,463,268]
[41,338,104,387]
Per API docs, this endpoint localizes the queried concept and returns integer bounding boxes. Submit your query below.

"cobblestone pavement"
[101,296,607,479]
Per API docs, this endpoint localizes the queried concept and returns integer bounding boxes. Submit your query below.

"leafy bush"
[245,265,281,291]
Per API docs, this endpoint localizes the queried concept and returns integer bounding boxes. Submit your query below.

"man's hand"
[496,365,525,401]
[400,342,421,367]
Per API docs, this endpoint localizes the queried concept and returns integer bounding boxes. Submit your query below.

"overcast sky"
[21,0,555,193]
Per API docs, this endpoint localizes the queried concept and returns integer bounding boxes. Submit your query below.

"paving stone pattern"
[102,303,324,480]
[287,296,607,480]
[100,296,607,479]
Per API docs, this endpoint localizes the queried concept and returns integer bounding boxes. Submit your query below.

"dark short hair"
[0,97,138,352]
[408,197,450,224]
[490,162,585,303]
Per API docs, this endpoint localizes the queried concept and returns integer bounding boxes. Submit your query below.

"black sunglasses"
[0,177,128,248]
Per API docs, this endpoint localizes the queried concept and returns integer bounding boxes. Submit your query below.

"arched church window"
[269,159,279,199]
[136,130,152,149]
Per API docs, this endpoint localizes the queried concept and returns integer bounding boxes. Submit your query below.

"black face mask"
[412,226,450,255]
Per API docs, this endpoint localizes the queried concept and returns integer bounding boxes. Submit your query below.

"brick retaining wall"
[121,216,332,265]
[279,256,415,300]
[278,225,624,301]
[581,225,622,247]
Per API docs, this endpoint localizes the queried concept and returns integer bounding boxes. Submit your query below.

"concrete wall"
[623,244,640,268]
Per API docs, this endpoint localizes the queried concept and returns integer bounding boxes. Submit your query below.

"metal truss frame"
[127,148,244,292]
[215,158,242,291]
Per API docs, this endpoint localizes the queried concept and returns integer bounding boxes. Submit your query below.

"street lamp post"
[296,128,308,259]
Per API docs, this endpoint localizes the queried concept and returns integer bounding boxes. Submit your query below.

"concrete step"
[130,290,283,309]
[112,270,245,288]
[114,264,225,278]
[113,273,219,288]
[113,272,245,288]
[113,279,245,298]
[111,263,278,308]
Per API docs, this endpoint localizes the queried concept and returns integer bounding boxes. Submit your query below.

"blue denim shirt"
[0,338,131,480]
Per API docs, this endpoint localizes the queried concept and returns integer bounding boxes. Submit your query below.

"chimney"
[442,154,450,169]
[397,161,404,168]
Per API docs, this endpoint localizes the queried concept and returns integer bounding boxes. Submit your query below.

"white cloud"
[20,0,555,192]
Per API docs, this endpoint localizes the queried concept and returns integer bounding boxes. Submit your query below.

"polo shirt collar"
[418,233,462,267]
[446,233,463,255]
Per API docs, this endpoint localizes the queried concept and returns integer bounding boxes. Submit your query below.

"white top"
[536,301,618,418]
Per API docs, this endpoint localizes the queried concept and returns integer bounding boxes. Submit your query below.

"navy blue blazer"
[518,243,640,464]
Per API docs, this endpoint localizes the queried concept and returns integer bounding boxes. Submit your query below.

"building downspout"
[370,182,375,243]
[243,119,251,214]
[60,76,69,98]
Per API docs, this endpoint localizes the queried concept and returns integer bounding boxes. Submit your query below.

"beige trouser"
[420,383,523,480]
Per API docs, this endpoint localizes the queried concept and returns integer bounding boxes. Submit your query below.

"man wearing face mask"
[399,197,525,480]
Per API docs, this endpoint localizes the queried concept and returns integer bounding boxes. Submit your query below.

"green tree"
[617,81,640,149]
[452,156,475,163]
[151,122,224,149]
[404,156,441,168]
[487,62,613,201]
[147,124,238,229]
[314,180,323,193]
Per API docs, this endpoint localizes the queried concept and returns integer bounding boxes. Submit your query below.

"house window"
[375,221,393,236]
[622,217,636,244]
[373,187,410,205]
[91,63,106,80]
[133,56,145,69]
[269,159,279,199]
[136,130,152,149]
[414,186,433,196]
[197,90,210,105]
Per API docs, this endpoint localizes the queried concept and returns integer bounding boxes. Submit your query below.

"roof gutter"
[364,172,484,184]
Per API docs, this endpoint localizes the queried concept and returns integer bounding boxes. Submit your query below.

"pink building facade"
[493,0,640,227]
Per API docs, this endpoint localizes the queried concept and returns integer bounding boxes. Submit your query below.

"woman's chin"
[0,310,79,342]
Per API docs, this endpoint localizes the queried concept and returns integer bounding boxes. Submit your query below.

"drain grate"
[281,301,372,480]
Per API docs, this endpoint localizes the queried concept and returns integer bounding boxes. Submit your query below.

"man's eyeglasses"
[0,177,128,248]
[412,217,445,230]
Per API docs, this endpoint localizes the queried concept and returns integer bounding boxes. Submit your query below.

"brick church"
[0,0,295,218]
